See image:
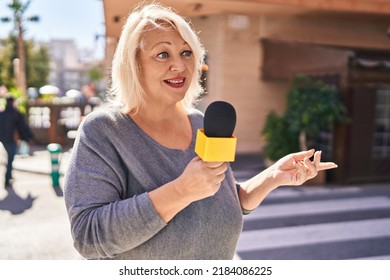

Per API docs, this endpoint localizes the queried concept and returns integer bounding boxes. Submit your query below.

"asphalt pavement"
[0,145,78,260]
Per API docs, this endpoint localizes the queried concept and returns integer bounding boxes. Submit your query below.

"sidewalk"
[0,145,79,260]
[12,145,71,176]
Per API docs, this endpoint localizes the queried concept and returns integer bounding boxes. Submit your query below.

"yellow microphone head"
[195,129,236,162]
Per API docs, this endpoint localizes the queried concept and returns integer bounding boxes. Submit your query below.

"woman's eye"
[181,50,192,57]
[157,52,169,59]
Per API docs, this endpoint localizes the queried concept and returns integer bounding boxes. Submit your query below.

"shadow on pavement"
[0,186,36,215]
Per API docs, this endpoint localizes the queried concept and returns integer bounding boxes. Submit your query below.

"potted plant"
[262,74,348,183]
[262,111,299,164]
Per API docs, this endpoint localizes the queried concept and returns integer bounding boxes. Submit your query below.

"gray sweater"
[64,107,243,259]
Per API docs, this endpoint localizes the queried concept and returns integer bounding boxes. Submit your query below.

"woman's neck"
[131,102,185,124]
[129,102,192,150]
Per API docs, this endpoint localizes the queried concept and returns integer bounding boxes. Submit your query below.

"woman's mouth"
[164,78,186,88]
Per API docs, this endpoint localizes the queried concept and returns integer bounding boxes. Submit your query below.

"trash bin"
[47,143,62,187]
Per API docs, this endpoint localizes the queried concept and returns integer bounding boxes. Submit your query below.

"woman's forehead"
[140,25,188,50]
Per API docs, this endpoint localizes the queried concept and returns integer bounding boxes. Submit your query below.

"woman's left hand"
[270,149,338,186]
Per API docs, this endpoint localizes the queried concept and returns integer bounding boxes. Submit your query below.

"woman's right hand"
[148,156,228,223]
[175,156,228,203]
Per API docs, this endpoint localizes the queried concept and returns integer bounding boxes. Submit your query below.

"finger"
[292,149,315,161]
[215,163,228,175]
[303,156,317,178]
[313,151,322,168]
[292,160,308,184]
[216,172,226,184]
[318,162,338,171]
[204,161,225,169]
[192,156,202,163]
[209,173,225,190]
[293,160,306,177]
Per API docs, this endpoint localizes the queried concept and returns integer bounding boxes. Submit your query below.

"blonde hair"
[109,3,206,113]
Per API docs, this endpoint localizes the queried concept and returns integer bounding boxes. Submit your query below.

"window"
[372,88,390,158]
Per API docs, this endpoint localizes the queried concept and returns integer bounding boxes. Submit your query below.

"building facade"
[47,39,94,94]
[102,0,390,183]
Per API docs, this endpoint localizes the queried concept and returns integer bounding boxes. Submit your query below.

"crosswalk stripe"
[237,218,390,251]
[260,186,365,200]
[352,255,390,260]
[244,196,390,220]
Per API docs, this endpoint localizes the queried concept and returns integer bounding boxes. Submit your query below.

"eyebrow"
[151,41,189,50]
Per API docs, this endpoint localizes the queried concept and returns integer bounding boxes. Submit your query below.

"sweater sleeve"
[64,111,167,259]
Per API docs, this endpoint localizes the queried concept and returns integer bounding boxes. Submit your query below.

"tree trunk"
[299,130,307,151]
[17,22,27,97]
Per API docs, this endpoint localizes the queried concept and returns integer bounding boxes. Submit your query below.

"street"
[236,183,390,259]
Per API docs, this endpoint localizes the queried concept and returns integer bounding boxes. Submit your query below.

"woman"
[64,3,337,260]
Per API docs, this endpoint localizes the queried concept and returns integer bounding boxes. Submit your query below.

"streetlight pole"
[1,0,39,98]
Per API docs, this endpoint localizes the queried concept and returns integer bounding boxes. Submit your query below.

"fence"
[27,101,96,147]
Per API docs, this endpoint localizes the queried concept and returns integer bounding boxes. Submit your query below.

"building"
[47,39,94,94]
[26,39,104,147]
[102,0,390,184]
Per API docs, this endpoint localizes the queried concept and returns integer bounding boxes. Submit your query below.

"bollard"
[47,143,62,187]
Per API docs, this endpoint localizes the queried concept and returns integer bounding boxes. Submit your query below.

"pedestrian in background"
[0,96,33,188]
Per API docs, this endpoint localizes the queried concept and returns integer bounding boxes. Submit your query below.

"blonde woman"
[64,3,337,260]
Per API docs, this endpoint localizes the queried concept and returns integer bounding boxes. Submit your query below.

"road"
[236,183,390,260]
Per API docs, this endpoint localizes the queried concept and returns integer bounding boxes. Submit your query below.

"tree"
[87,66,103,83]
[262,111,299,161]
[1,0,39,96]
[25,40,50,88]
[0,36,49,89]
[87,65,105,99]
[0,36,17,89]
[284,74,348,151]
[262,74,348,161]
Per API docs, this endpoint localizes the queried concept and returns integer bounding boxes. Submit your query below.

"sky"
[0,0,105,58]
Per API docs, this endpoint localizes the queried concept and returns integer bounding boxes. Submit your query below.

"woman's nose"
[170,57,185,72]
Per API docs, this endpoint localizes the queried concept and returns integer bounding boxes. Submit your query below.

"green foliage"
[87,67,103,82]
[1,0,45,90]
[285,74,348,138]
[25,40,50,88]
[9,87,27,114]
[0,36,49,89]
[0,36,17,89]
[8,0,28,11]
[262,74,348,161]
[262,111,299,161]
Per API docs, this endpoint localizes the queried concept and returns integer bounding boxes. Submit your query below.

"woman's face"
[138,25,195,107]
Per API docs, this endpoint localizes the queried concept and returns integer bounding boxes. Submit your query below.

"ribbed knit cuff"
[236,183,253,215]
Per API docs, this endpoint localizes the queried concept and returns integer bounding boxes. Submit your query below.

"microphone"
[195,101,237,162]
